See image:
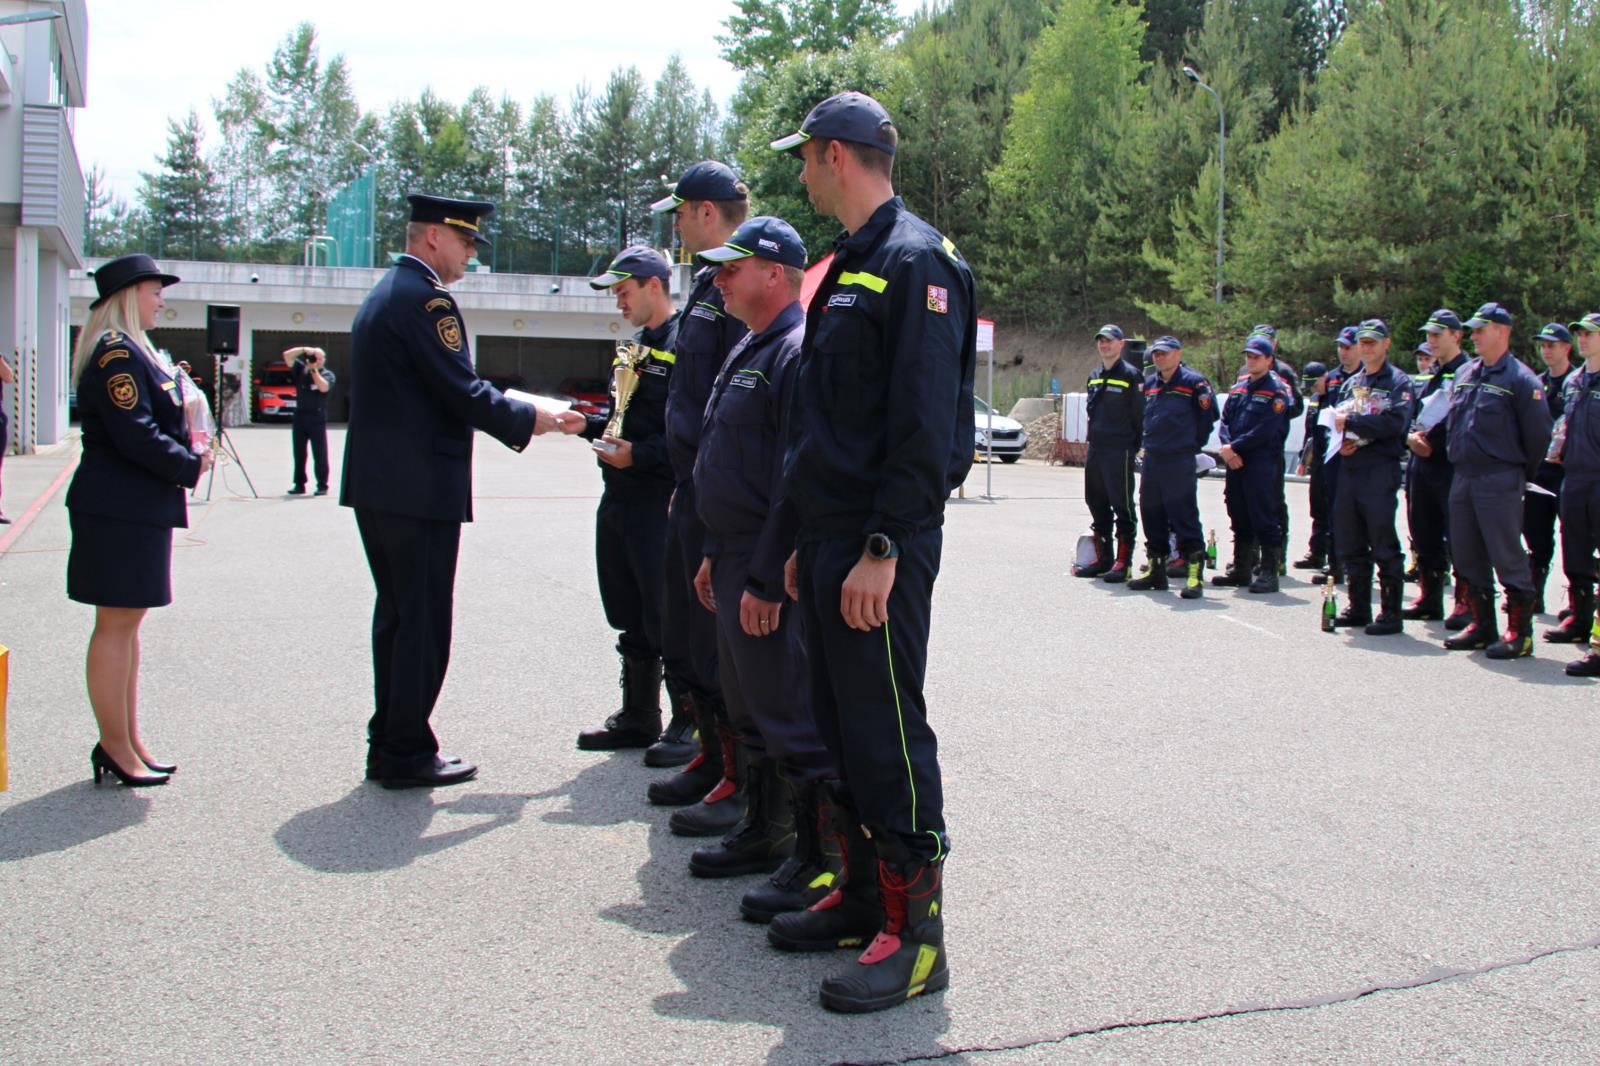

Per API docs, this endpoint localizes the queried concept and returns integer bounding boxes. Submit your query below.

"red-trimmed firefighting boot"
[668,722,746,837]
[1443,574,1473,631]
[1486,587,1536,659]
[643,674,698,768]
[817,835,947,1014]
[768,789,882,952]
[689,755,795,878]
[1072,536,1112,577]
[1444,586,1496,650]
[647,692,725,806]
[741,777,845,923]
[1543,581,1593,643]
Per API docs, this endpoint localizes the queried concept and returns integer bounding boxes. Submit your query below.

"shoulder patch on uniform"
[98,348,131,368]
[107,372,138,411]
[1273,398,1286,413]
[104,329,123,344]
[424,297,452,313]
[927,285,949,314]
[1199,392,1213,410]
[436,316,463,352]
[1533,387,1545,401]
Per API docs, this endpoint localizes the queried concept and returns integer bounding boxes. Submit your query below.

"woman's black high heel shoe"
[140,756,177,774]
[91,744,169,787]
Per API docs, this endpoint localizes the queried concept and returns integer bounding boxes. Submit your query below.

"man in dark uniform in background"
[1127,336,1218,599]
[1214,335,1293,593]
[1549,311,1600,647]
[341,194,548,789]
[1293,358,1329,568]
[1402,310,1469,622]
[560,247,680,754]
[765,90,973,1014]
[1442,302,1553,657]
[1522,322,1575,614]
[1246,323,1304,573]
[643,162,752,836]
[1071,324,1144,582]
[285,345,334,496]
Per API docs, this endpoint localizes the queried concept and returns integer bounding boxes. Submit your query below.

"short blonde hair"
[71,286,152,388]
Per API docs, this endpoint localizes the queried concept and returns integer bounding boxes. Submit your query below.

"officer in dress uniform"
[341,195,546,789]
[1213,336,1293,593]
[1071,324,1144,582]
[560,248,681,758]
[764,91,972,1014]
[686,217,838,909]
[1127,336,1218,599]
[1402,310,1470,623]
[1521,322,1575,614]
[1441,302,1553,657]
[1554,312,1600,671]
[643,162,753,836]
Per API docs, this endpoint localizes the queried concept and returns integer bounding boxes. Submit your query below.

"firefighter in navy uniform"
[1402,310,1470,622]
[561,247,680,750]
[763,91,972,1014]
[1071,324,1144,582]
[1213,336,1293,593]
[341,195,546,789]
[1127,336,1218,599]
[1293,359,1330,568]
[1244,324,1304,572]
[1522,322,1575,614]
[1554,313,1600,671]
[643,162,753,836]
[1441,302,1553,657]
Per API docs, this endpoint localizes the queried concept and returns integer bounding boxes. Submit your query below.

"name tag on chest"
[641,364,669,377]
[729,372,761,390]
[827,293,857,309]
[689,306,719,321]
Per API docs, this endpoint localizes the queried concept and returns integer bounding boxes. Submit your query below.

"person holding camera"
[285,346,334,496]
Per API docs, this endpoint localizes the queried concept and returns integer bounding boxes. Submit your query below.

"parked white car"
[974,396,1026,463]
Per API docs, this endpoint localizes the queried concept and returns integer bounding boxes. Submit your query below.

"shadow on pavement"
[274,785,531,873]
[0,782,153,861]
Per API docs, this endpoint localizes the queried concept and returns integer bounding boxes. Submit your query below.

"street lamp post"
[1183,65,1226,374]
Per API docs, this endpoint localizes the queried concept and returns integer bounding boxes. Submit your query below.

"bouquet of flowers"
[174,363,215,453]
[1335,385,1389,448]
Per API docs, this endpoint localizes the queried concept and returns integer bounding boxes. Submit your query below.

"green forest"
[89,0,1600,370]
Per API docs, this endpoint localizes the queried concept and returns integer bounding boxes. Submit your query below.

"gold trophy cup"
[596,342,648,453]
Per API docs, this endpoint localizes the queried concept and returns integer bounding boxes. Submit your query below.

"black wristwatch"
[865,532,900,561]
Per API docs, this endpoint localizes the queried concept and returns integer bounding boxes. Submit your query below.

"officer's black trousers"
[1334,461,1404,578]
[1275,451,1291,548]
[1223,450,1283,546]
[1560,475,1600,581]
[1406,458,1454,573]
[712,549,833,781]
[661,480,719,700]
[1139,451,1203,557]
[1084,444,1136,545]
[292,419,329,490]
[1522,462,1564,570]
[1307,449,1332,553]
[1449,466,1534,594]
[354,508,460,770]
[798,531,947,862]
[595,486,671,661]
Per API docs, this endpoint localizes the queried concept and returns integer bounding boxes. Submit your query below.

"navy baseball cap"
[698,216,808,269]
[1571,312,1600,333]
[1248,323,1276,340]
[770,91,897,156]
[1538,322,1574,344]
[408,193,494,248]
[650,161,746,214]
[1421,308,1462,333]
[1149,335,1182,353]
[1414,340,1433,355]
[1355,318,1390,340]
[1242,336,1275,357]
[1465,302,1514,327]
[1336,326,1358,347]
[589,245,672,289]
[1302,360,1328,379]
[1095,324,1124,341]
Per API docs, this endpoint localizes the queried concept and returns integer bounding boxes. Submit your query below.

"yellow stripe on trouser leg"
[0,643,9,791]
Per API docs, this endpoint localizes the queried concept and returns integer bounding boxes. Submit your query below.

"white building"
[1,0,86,452]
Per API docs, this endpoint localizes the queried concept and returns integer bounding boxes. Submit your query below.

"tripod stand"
[202,351,258,501]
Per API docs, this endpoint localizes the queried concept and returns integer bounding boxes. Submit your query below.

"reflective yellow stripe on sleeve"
[837,271,888,293]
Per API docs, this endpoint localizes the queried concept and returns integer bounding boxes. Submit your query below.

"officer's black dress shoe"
[314,487,329,496]
[372,756,477,789]
[367,753,464,780]
[286,486,307,496]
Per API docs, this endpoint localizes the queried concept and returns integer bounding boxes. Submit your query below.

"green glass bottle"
[1205,529,1218,567]
[1321,575,1337,632]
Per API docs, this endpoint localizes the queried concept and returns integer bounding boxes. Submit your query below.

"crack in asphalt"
[830,937,1600,1065]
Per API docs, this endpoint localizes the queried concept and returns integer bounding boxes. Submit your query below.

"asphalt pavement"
[2,425,1598,1065]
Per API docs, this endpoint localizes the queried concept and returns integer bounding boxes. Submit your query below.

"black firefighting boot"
[817,835,947,1014]
[1125,552,1169,591]
[741,778,845,923]
[1544,582,1594,644]
[1249,546,1282,594]
[1566,633,1600,676]
[1293,546,1326,571]
[689,755,796,878]
[1402,568,1446,620]
[1165,552,1188,578]
[1365,577,1404,636]
[1179,551,1206,599]
[1444,587,1496,650]
[1072,536,1112,578]
[668,722,747,837]
[768,792,882,952]
[1100,540,1136,584]
[1212,541,1257,588]
[643,674,698,768]
[1444,575,1473,631]
[1530,562,1550,615]
[1333,565,1373,627]
[1487,588,1537,660]
[646,691,725,806]
[576,654,663,750]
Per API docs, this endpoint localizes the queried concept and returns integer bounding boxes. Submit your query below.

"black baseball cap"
[408,193,494,248]
[1302,360,1327,379]
[698,216,808,270]
[1421,308,1462,333]
[1538,322,1574,344]
[650,161,746,214]
[1243,336,1275,357]
[770,91,897,157]
[1465,302,1514,327]
[1355,319,1390,340]
[1149,335,1182,353]
[90,253,180,309]
[589,245,672,290]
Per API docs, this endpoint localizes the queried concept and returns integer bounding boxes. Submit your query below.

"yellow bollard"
[0,643,8,791]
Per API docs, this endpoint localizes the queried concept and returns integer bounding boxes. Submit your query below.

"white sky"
[76,0,922,204]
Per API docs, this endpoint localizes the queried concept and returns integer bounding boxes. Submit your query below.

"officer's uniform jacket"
[1444,353,1554,480]
[340,255,535,522]
[1561,368,1600,478]
[1219,371,1292,456]
[1334,361,1414,471]
[581,315,678,497]
[1273,357,1304,420]
[666,266,748,486]
[1140,363,1218,454]
[1085,356,1144,450]
[695,301,805,599]
[785,196,976,545]
[67,330,202,527]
